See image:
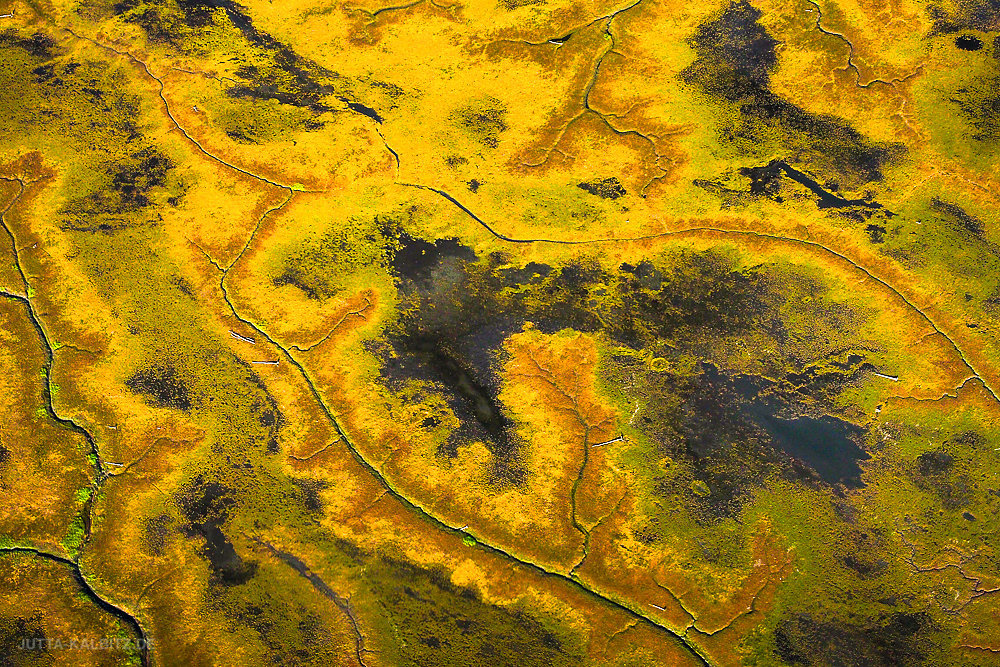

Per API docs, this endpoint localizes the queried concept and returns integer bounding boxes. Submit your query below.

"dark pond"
[746,401,869,488]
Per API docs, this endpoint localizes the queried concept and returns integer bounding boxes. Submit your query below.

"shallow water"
[747,402,869,487]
